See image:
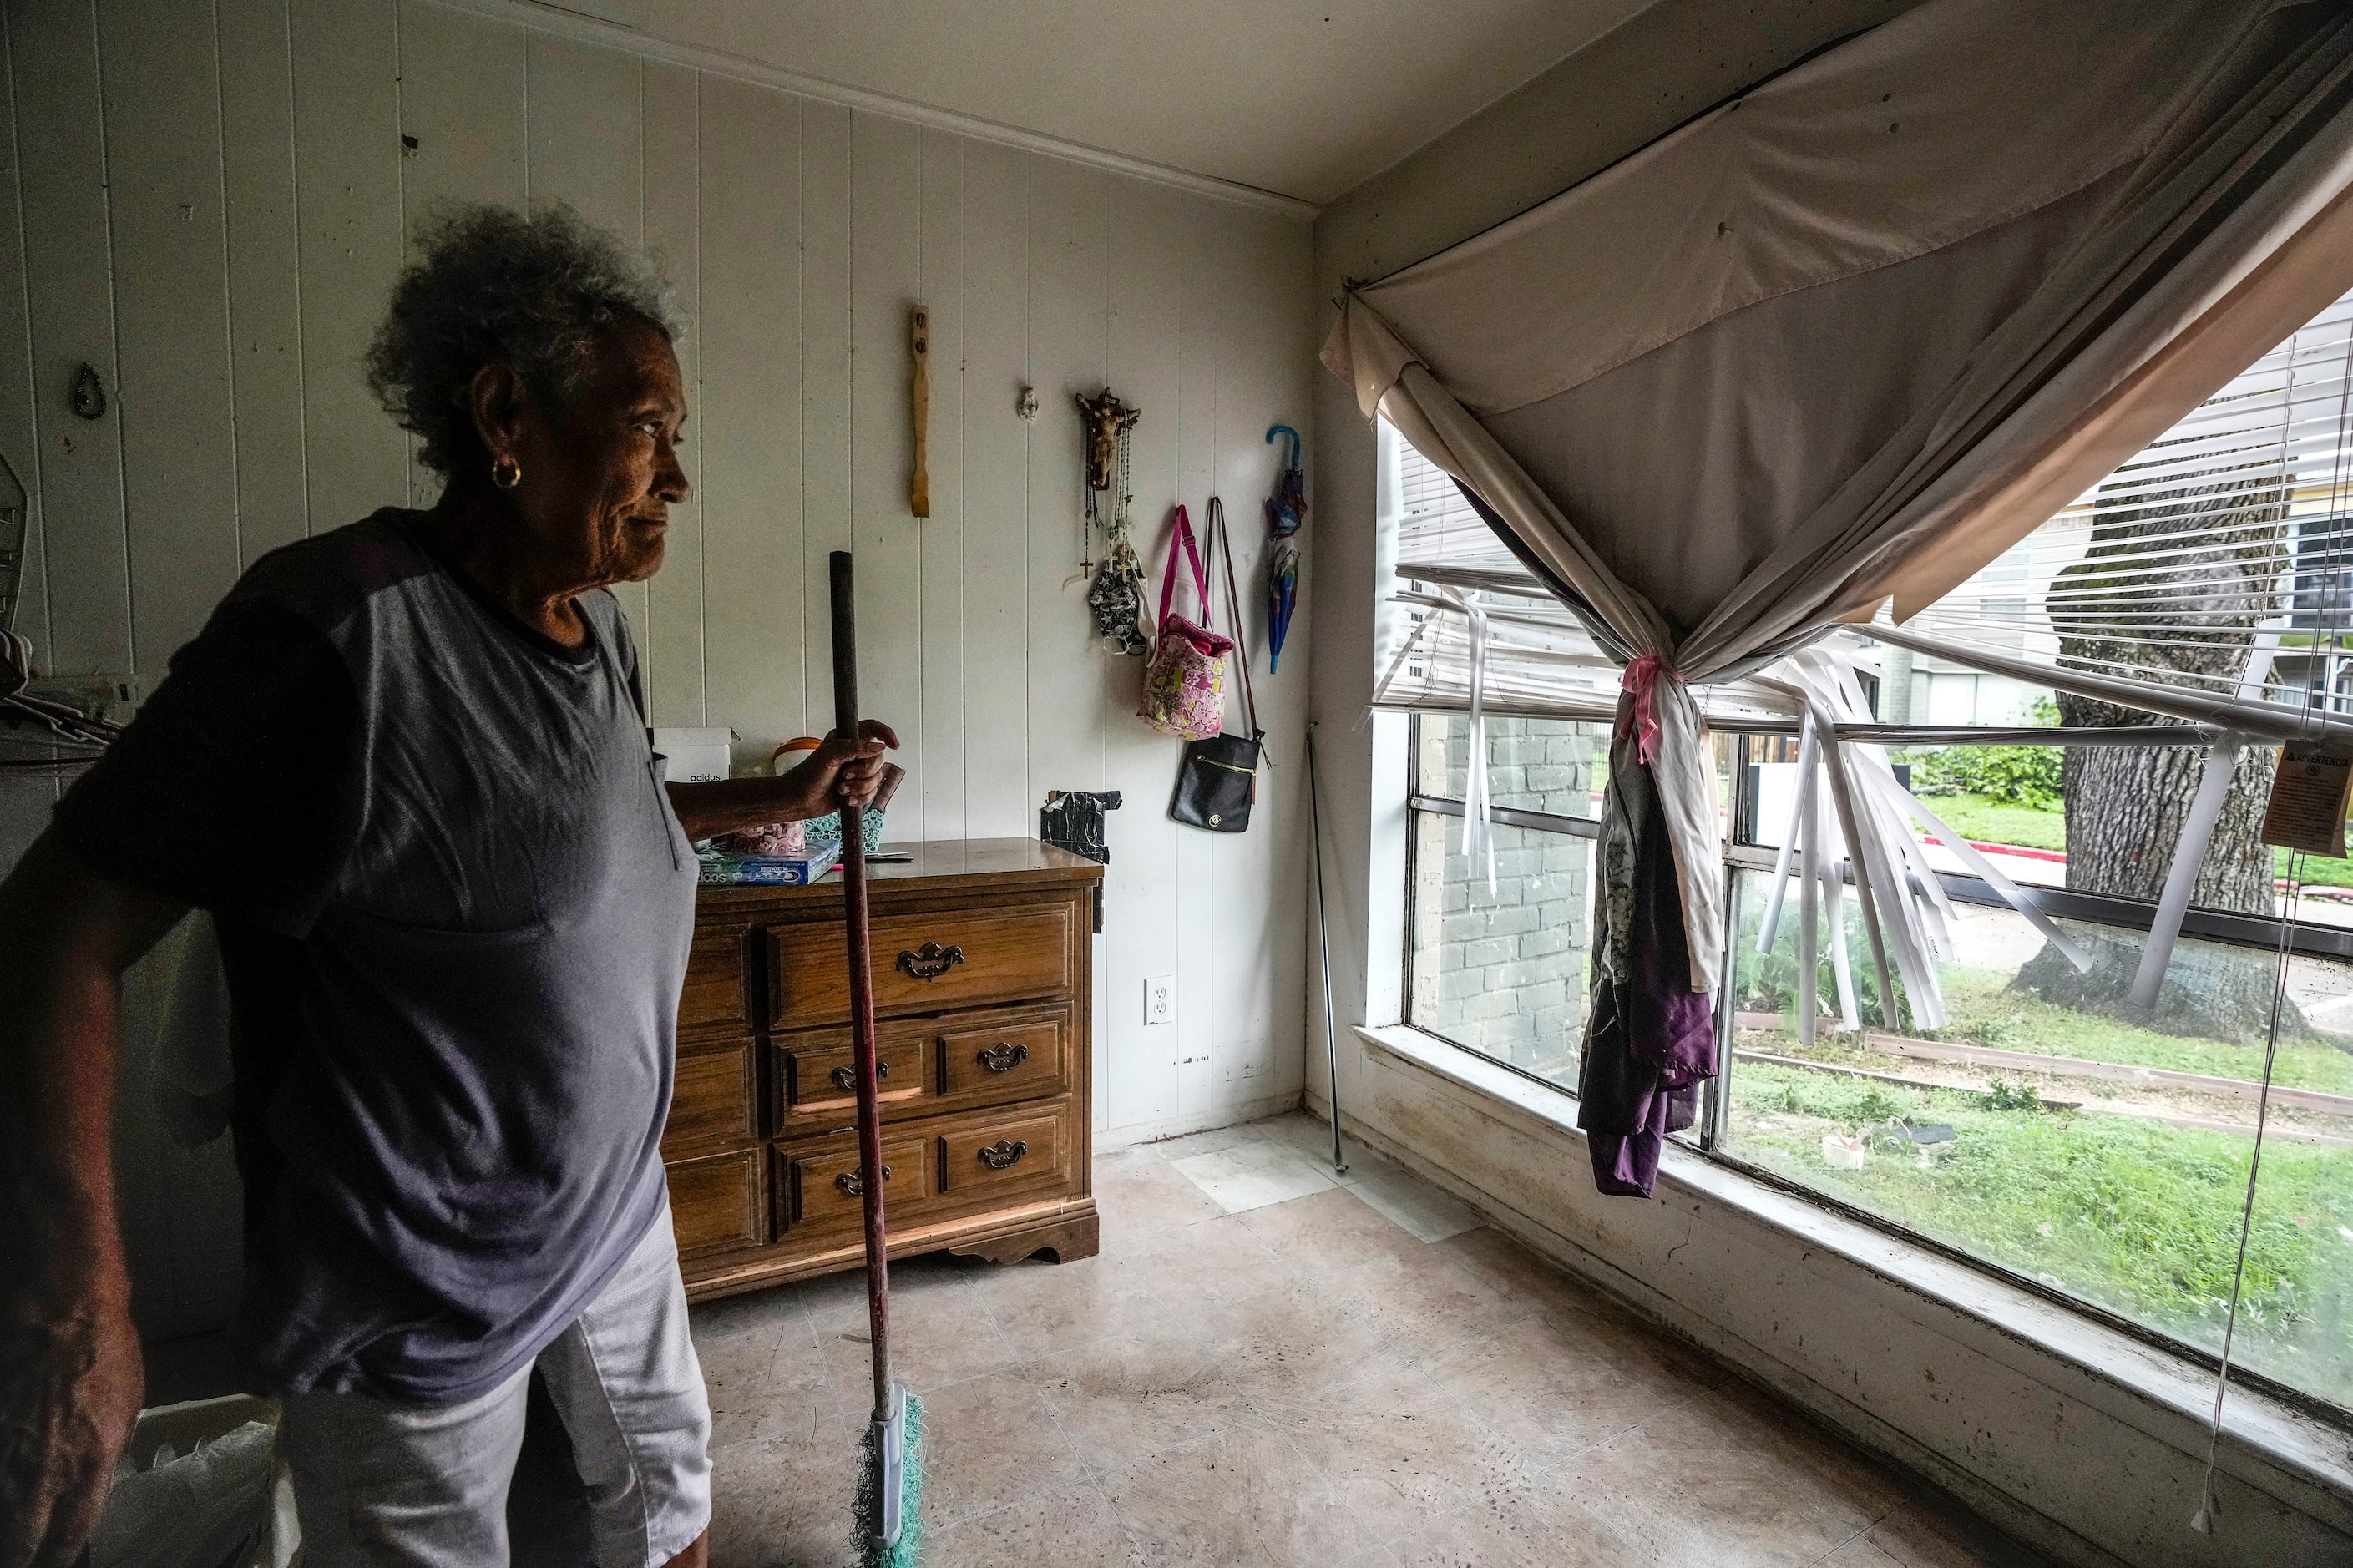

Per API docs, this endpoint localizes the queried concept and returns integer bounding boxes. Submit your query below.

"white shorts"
[279,1206,713,1568]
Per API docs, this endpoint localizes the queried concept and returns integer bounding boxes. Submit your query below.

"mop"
[831,551,927,1567]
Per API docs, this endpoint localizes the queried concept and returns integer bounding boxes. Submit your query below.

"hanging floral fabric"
[1263,425,1305,670]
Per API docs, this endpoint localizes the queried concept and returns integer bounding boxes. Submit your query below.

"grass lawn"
[1936,966,2353,1095]
[1728,1061,2353,1408]
[1916,791,2353,888]
[1918,792,2066,851]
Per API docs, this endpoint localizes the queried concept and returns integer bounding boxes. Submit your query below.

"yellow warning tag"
[2261,742,2353,857]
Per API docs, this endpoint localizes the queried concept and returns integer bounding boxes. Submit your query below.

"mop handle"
[829,551,893,1424]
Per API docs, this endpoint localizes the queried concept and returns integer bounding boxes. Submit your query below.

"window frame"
[1376,422,2353,1429]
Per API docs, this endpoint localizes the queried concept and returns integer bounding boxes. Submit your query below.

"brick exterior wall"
[1409,717,1596,1085]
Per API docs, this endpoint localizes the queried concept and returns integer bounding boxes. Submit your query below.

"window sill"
[1353,1021,2353,1513]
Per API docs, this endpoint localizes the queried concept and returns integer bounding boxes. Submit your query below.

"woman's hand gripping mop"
[830,552,928,1567]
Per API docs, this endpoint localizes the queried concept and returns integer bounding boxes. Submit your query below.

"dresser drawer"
[770,903,1075,1029]
[772,1024,932,1130]
[668,1148,762,1256]
[939,1105,1070,1203]
[678,923,750,1033]
[773,1131,938,1242]
[936,1009,1069,1107]
[664,1039,758,1156]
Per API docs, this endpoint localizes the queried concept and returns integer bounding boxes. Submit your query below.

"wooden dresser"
[661,837,1102,1299]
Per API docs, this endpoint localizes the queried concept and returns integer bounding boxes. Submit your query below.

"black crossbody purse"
[1170,498,1267,832]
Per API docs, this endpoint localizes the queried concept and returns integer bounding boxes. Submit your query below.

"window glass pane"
[1747,737,2353,932]
[1724,870,2353,1409]
[1415,711,1607,818]
[1409,812,1592,1090]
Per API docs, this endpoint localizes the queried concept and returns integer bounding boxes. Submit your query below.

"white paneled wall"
[0,0,1316,1336]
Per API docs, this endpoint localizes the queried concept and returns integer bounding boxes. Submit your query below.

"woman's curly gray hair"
[365,201,679,478]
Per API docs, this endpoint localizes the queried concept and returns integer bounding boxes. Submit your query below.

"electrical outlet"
[1144,975,1175,1026]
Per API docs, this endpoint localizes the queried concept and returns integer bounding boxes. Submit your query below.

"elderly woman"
[0,204,892,1567]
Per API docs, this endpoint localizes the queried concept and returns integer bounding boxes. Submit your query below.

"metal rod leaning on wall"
[1306,723,1348,1176]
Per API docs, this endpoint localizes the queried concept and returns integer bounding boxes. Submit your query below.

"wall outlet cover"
[1145,975,1175,1026]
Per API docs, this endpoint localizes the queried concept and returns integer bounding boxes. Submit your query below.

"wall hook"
[69,364,105,421]
[1016,385,1039,421]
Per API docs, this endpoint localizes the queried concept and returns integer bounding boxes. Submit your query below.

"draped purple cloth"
[1577,703,1717,1197]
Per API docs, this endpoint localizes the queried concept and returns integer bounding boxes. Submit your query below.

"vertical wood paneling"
[215,0,308,560]
[849,111,922,826]
[1101,179,1186,1130]
[397,0,524,219]
[394,0,524,509]
[797,99,849,747]
[99,0,240,673]
[1210,205,1306,1105]
[524,34,640,241]
[15,0,1315,1149]
[526,33,650,641]
[958,139,1030,836]
[918,129,964,837]
[10,0,129,678]
[0,9,50,671]
[1022,156,1106,805]
[697,76,800,761]
[1173,197,1222,1119]
[289,0,405,532]
[641,60,702,726]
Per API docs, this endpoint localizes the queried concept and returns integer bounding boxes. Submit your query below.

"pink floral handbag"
[1137,505,1234,740]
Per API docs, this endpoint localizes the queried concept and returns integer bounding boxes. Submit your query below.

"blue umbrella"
[1264,425,1306,670]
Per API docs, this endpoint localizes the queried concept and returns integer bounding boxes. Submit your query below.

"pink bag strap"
[1157,505,1211,628]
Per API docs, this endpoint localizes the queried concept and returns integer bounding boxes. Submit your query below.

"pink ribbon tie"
[1621,655,1676,766]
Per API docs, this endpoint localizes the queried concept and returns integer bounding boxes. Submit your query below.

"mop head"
[853,1386,925,1567]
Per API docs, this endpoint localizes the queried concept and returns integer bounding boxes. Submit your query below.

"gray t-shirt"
[57,509,697,1402]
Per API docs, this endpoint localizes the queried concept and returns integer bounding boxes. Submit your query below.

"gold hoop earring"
[491,454,523,490]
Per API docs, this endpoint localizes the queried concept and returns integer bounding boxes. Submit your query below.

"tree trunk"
[2008,458,2300,1039]
[2049,462,2286,916]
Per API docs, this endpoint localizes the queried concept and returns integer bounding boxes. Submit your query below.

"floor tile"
[1101,1424,1381,1568]
[1423,1303,1698,1458]
[1256,1109,1366,1184]
[693,1110,2025,1568]
[1343,1161,1480,1242]
[909,1370,1092,1527]
[1865,1496,2022,1568]
[1020,1314,1255,1474]
[1171,1140,1339,1213]
[921,1480,1128,1568]
[1552,1387,1899,1566]
[1135,1123,1266,1162]
[1236,1183,1432,1280]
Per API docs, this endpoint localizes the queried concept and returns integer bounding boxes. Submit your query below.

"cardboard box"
[651,726,736,783]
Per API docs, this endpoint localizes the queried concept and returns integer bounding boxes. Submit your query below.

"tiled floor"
[693,1112,2030,1567]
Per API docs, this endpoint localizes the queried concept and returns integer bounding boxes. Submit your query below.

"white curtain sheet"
[1326,0,2353,990]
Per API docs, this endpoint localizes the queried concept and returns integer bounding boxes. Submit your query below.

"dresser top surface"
[697,837,1101,910]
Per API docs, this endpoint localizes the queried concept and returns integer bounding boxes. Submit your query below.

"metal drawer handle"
[829,1060,890,1093]
[976,1041,1030,1074]
[897,941,965,981]
[834,1165,891,1196]
[976,1138,1028,1171]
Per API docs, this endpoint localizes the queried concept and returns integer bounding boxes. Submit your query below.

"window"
[1386,425,1611,1094]
[1380,290,2353,1419]
[1406,712,1602,1092]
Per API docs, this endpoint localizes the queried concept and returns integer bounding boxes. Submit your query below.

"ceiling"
[560,0,1656,205]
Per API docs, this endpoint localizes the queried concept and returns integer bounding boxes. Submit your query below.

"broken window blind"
[1890,286,2353,721]
[1379,429,1791,724]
